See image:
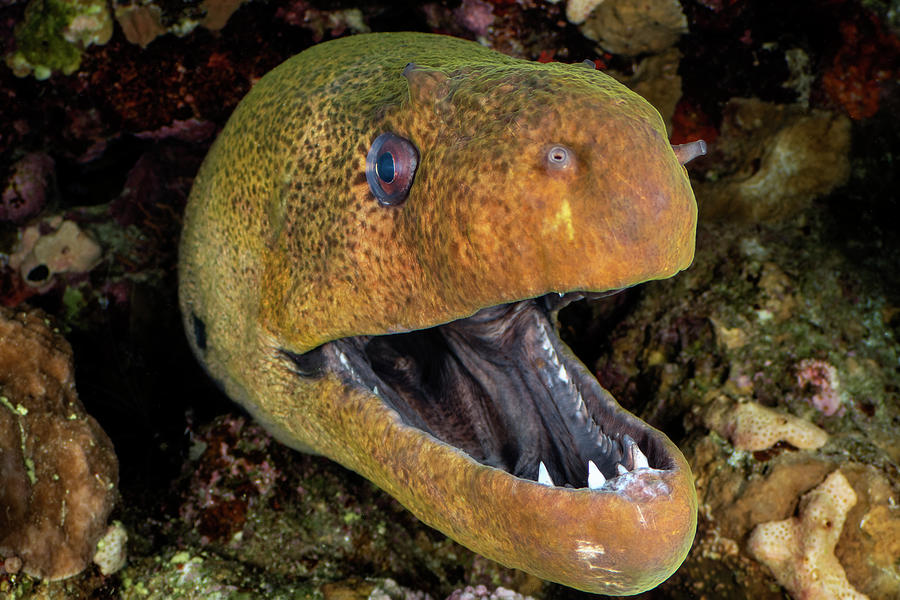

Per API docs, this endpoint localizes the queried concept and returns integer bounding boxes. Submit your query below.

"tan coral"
[569,0,688,56]
[747,470,868,600]
[610,48,683,135]
[0,305,118,580]
[703,393,828,451]
[8,216,102,290]
[695,98,851,223]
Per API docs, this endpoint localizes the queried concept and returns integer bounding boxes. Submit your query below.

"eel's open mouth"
[286,292,674,491]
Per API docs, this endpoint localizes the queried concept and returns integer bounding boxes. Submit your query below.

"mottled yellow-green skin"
[180,32,697,594]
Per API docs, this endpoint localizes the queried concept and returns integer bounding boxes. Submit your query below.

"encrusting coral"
[747,470,868,600]
[8,216,102,290]
[0,305,119,580]
[570,0,688,56]
[694,98,851,223]
[702,393,828,451]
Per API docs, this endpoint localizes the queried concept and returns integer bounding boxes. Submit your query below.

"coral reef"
[836,464,900,599]
[447,584,534,600]
[0,305,118,580]
[821,13,900,119]
[702,393,828,451]
[171,413,532,590]
[0,0,897,598]
[113,2,167,49]
[747,470,867,600]
[275,1,371,43]
[610,48,683,134]
[694,98,851,223]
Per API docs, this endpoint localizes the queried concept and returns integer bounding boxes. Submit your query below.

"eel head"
[179,33,702,595]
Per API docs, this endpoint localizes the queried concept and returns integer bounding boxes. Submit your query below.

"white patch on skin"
[576,540,615,570]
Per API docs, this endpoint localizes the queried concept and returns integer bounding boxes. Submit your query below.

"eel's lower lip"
[281,292,696,594]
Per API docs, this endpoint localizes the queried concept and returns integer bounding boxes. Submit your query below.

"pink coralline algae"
[179,415,281,545]
[796,358,844,416]
[1,153,54,223]
[447,585,534,600]
[454,0,495,37]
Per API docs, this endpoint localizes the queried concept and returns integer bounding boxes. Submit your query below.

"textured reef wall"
[1,0,898,598]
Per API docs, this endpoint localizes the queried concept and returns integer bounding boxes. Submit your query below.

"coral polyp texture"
[568,0,688,56]
[747,470,867,600]
[0,305,118,580]
[703,393,828,451]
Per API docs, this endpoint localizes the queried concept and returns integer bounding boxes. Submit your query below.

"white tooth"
[372,386,379,396]
[587,460,605,490]
[339,352,350,369]
[539,323,554,354]
[558,292,564,297]
[538,461,554,486]
[616,463,628,476]
[632,445,650,470]
[557,364,568,383]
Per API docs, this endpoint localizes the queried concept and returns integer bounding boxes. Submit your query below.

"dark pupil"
[376,152,395,183]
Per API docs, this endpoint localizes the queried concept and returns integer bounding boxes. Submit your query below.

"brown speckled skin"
[179,33,697,594]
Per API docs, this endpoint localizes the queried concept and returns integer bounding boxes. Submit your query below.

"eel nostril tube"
[672,140,708,165]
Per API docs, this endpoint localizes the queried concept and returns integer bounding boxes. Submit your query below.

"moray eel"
[179,32,705,594]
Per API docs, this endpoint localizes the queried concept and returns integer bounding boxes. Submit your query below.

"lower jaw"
[309,342,697,595]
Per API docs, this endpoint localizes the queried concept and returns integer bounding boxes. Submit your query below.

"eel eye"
[545,144,574,172]
[366,132,419,206]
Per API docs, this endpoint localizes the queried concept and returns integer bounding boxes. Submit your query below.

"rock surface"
[0,305,118,580]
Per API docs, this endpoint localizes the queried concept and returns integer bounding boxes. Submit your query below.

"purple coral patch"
[1,153,54,223]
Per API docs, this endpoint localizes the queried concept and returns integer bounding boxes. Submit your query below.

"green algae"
[6,0,112,79]
[0,394,36,485]
[116,551,320,600]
